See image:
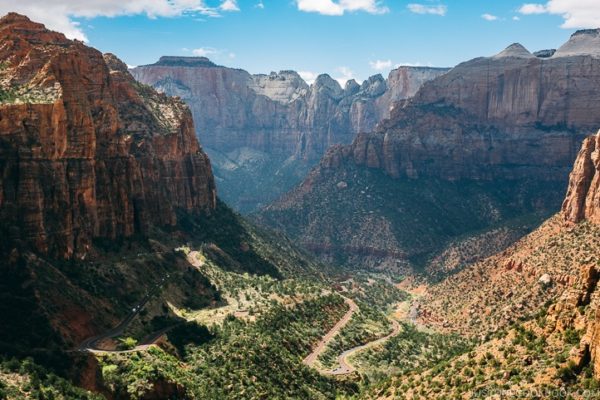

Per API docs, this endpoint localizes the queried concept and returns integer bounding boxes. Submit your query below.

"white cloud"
[513,15,521,20]
[255,1,265,9]
[481,13,498,21]
[299,71,318,84]
[192,47,218,57]
[519,3,547,14]
[0,1,236,41]
[220,0,239,12]
[369,59,392,71]
[518,1,600,28]
[407,3,447,16]
[295,0,389,16]
[335,66,356,85]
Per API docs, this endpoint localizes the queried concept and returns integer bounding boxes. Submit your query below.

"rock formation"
[260,32,600,269]
[562,132,600,224]
[0,13,216,259]
[131,58,448,211]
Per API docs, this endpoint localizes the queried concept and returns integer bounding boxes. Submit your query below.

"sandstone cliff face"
[558,131,600,379]
[0,13,216,259]
[324,34,600,183]
[562,132,600,224]
[131,58,447,211]
[131,58,448,161]
[260,32,600,270]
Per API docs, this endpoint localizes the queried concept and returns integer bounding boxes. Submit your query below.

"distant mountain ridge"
[131,58,449,211]
[259,31,600,271]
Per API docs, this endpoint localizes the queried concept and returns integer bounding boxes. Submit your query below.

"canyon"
[132,58,448,211]
[4,9,600,400]
[259,31,600,272]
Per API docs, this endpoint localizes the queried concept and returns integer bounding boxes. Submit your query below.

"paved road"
[328,317,401,375]
[77,273,172,353]
[302,297,358,367]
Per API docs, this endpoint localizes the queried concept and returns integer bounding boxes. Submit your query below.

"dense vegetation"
[100,295,359,399]
[259,163,562,269]
[318,276,407,370]
[0,357,102,400]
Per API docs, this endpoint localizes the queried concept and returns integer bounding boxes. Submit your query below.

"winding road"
[303,296,404,376]
[329,318,400,375]
[302,297,358,367]
[77,273,172,354]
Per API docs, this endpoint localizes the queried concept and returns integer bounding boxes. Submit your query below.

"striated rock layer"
[0,13,216,259]
[132,59,448,211]
[132,58,449,161]
[562,131,600,224]
[260,33,600,269]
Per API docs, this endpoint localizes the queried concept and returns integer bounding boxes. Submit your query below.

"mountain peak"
[492,43,534,59]
[152,56,218,67]
[0,12,33,26]
[554,28,600,58]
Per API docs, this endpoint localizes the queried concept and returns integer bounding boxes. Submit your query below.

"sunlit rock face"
[0,13,216,259]
[132,56,448,211]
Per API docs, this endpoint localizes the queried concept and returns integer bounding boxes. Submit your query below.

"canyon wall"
[132,59,448,211]
[260,32,600,269]
[0,13,216,259]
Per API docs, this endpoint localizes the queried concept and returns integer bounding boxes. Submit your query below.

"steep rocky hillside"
[0,14,216,259]
[0,13,332,392]
[132,59,448,211]
[366,131,600,399]
[260,32,600,272]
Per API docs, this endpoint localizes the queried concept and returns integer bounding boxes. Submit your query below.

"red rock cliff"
[0,13,216,259]
[562,131,600,224]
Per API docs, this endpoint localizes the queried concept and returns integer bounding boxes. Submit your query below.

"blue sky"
[3,0,596,84]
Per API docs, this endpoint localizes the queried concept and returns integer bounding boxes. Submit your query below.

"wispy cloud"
[407,3,447,16]
[0,0,239,41]
[295,0,389,16]
[519,3,547,14]
[481,13,498,21]
[518,1,600,28]
[369,59,392,71]
[255,1,265,9]
[186,47,235,61]
[192,47,218,57]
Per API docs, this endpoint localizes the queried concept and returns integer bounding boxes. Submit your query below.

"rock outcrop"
[0,13,216,259]
[562,132,600,224]
[131,59,448,211]
[334,36,600,183]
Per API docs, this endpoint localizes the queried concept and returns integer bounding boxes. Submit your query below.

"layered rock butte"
[132,58,448,211]
[132,57,448,161]
[0,13,217,260]
[261,32,600,269]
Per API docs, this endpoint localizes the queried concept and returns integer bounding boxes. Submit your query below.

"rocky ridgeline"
[321,32,600,182]
[0,13,216,259]
[132,57,448,161]
[259,31,600,268]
